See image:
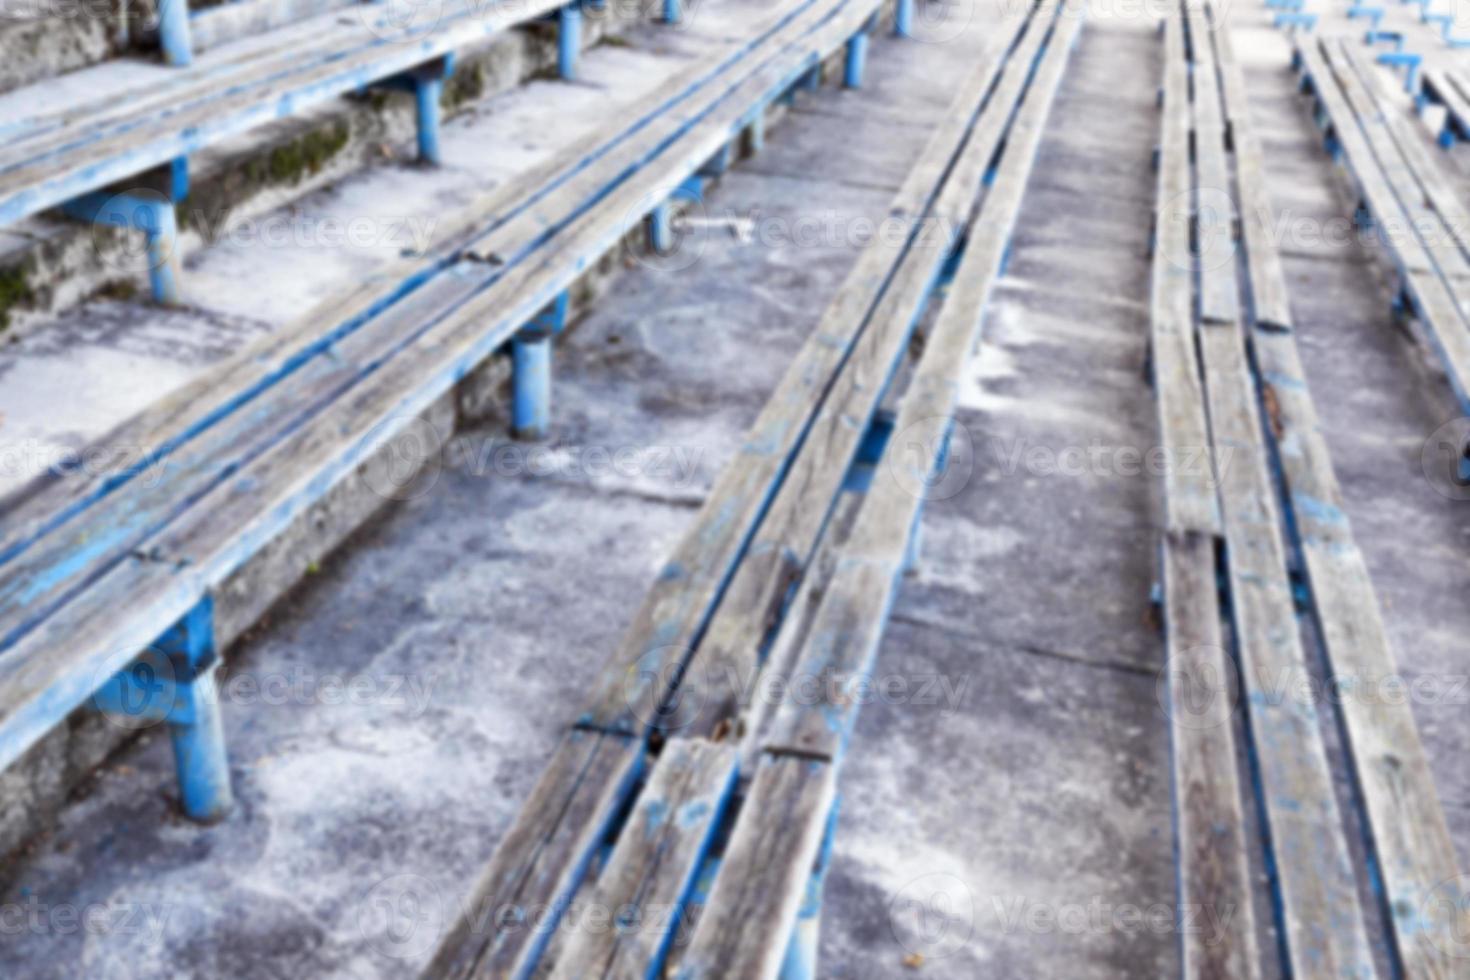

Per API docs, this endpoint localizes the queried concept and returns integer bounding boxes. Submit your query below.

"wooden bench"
[0,0,605,303]
[1420,65,1470,145]
[0,0,884,825]
[1297,40,1470,424]
[1156,7,1468,976]
[423,2,1081,976]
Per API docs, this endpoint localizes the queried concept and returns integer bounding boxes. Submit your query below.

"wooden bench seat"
[1155,8,1468,976]
[1297,39,1470,418]
[0,0,882,827]
[424,2,1081,976]
[0,0,599,301]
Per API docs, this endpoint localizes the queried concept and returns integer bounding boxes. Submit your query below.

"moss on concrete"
[245,119,352,187]
[0,259,35,332]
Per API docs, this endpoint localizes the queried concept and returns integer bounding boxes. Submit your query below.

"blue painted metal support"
[158,0,193,67]
[373,58,453,165]
[558,4,582,81]
[415,77,444,165]
[160,598,233,823]
[778,797,840,980]
[1274,12,1318,31]
[802,64,821,92]
[1265,0,1303,11]
[745,109,766,155]
[844,30,869,89]
[843,410,896,493]
[63,190,183,305]
[895,0,913,36]
[648,201,674,253]
[1366,28,1406,49]
[1377,51,1422,93]
[664,0,681,24]
[511,291,569,440]
[701,141,734,178]
[92,598,233,822]
[1347,5,1385,25]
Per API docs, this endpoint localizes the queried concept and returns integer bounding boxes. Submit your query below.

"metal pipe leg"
[158,0,193,66]
[415,77,444,164]
[664,0,681,23]
[895,0,914,36]
[559,5,582,81]
[169,665,232,822]
[844,32,869,88]
[145,203,183,305]
[513,332,552,440]
[648,201,674,254]
[161,598,232,823]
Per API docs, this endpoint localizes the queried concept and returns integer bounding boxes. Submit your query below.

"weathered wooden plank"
[1197,316,1378,978]
[548,739,737,980]
[675,755,836,980]
[1339,44,1470,271]
[569,17,1032,736]
[0,0,570,222]
[1322,41,1470,286]
[423,730,644,980]
[1153,16,1221,535]
[626,2,1072,743]
[761,4,1083,760]
[1183,2,1240,327]
[1212,20,1292,333]
[1161,531,1262,980]
[1230,38,1470,973]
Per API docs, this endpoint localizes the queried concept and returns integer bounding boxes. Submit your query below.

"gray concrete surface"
[2,1,1470,978]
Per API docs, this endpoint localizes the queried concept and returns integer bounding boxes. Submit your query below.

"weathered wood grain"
[633,3,1070,742]
[1152,15,1220,535]
[548,739,737,980]
[423,730,644,980]
[572,17,1031,736]
[1241,39,1470,980]
[1197,314,1378,979]
[675,755,835,980]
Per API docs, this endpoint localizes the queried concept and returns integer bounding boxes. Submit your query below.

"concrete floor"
[2,1,1470,978]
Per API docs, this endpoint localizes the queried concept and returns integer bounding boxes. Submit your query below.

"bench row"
[1157,7,1467,977]
[0,0,890,826]
[424,3,1082,976]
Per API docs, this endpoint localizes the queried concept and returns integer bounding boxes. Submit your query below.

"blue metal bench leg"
[158,0,193,66]
[664,0,681,24]
[648,201,674,253]
[559,4,582,81]
[373,57,452,165]
[63,188,184,306]
[160,598,233,823]
[844,29,870,89]
[416,76,444,165]
[778,796,840,980]
[511,291,569,440]
[745,109,766,155]
[895,0,914,36]
[512,333,552,440]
